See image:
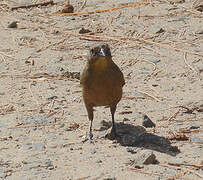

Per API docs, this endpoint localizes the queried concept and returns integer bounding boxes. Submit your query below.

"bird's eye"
[90,49,94,55]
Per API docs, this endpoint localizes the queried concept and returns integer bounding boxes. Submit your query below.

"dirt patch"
[0,0,202,179]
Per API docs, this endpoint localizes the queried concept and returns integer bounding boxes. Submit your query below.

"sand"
[0,0,203,179]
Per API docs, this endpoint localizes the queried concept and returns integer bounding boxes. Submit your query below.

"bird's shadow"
[98,121,180,156]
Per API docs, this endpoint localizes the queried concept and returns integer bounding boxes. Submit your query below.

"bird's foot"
[107,128,118,140]
[81,132,94,143]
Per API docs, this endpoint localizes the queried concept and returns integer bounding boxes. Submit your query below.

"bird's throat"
[92,57,109,72]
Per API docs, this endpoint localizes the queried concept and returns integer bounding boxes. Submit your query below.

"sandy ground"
[0,0,203,179]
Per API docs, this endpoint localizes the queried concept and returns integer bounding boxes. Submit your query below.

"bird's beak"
[99,48,106,57]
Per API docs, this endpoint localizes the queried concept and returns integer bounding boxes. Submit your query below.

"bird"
[80,43,125,141]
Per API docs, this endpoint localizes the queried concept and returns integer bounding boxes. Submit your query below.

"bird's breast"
[92,57,109,72]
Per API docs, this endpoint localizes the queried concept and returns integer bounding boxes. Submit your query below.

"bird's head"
[88,43,112,70]
[89,43,112,59]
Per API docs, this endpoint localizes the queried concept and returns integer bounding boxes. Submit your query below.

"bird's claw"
[81,132,94,143]
[107,128,118,140]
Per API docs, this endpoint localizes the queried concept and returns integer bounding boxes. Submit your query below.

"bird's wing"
[80,65,89,85]
[111,62,125,87]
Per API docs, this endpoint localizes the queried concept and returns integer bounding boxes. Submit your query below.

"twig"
[179,128,203,134]
[47,111,58,118]
[183,52,199,74]
[160,0,203,17]
[52,1,150,16]
[0,73,80,82]
[48,100,55,113]
[77,0,87,12]
[168,162,203,169]
[0,104,15,115]
[0,136,12,141]
[8,122,61,129]
[0,51,15,60]
[128,168,167,178]
[168,166,195,180]
[123,96,136,100]
[142,59,157,71]
[136,90,162,102]
[11,0,55,11]
[64,31,203,57]
[140,38,203,57]
[36,37,67,52]
[3,16,203,57]
[187,169,203,178]
[167,108,181,121]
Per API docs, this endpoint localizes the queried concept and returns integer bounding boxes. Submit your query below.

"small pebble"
[189,125,200,130]
[61,4,74,13]
[91,149,96,154]
[79,28,91,34]
[197,64,203,72]
[195,30,203,34]
[8,21,17,28]
[156,28,165,33]
[130,150,157,166]
[126,147,139,154]
[142,114,156,128]
[149,26,165,34]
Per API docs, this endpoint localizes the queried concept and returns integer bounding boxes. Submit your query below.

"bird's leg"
[109,105,117,140]
[87,105,94,140]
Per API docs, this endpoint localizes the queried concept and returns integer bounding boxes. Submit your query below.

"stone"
[95,159,102,163]
[63,71,80,80]
[131,150,157,166]
[79,28,91,34]
[197,64,203,73]
[61,5,74,13]
[126,147,139,154]
[156,28,165,33]
[103,177,116,180]
[91,149,96,154]
[195,29,203,34]
[8,21,17,28]
[189,125,200,130]
[142,114,156,128]
[149,25,165,34]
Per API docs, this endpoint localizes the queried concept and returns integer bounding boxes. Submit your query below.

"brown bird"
[80,43,125,140]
